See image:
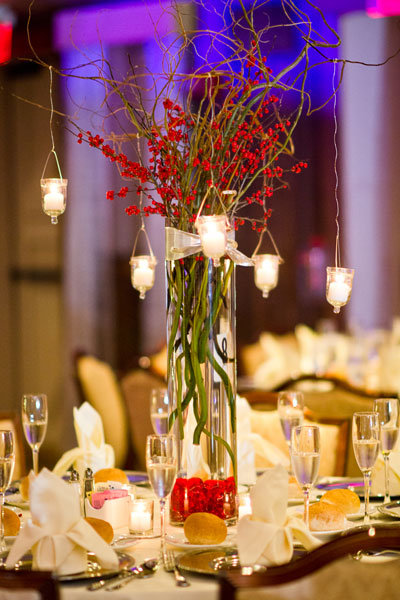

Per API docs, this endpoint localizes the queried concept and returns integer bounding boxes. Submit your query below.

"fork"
[164,550,190,587]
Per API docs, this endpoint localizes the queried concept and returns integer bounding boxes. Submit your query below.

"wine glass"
[352,412,380,524]
[291,425,320,529]
[150,388,170,434]
[22,393,48,475]
[146,434,177,560]
[0,431,15,552]
[373,398,399,503]
[277,391,304,469]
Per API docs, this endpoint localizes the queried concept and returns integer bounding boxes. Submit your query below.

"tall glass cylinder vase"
[165,245,237,525]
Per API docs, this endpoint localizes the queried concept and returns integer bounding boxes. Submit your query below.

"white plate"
[166,531,235,550]
[5,493,29,510]
[311,522,353,541]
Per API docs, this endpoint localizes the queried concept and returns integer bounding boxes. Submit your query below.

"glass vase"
[165,250,237,525]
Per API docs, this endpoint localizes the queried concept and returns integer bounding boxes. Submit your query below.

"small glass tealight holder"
[326,266,355,314]
[238,492,252,519]
[129,498,154,537]
[253,254,280,298]
[40,178,68,224]
[196,215,228,266]
[130,255,157,299]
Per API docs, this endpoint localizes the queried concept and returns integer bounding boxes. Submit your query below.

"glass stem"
[0,493,5,552]
[32,448,39,475]
[303,488,310,529]
[364,470,371,524]
[383,454,390,504]
[160,498,166,560]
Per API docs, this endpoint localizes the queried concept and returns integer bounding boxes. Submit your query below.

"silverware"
[164,550,190,587]
[353,549,400,561]
[87,559,157,592]
[104,558,158,591]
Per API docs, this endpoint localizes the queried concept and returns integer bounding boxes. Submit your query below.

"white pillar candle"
[255,260,278,286]
[328,281,351,303]
[43,191,64,211]
[130,500,153,533]
[133,265,154,288]
[201,230,226,257]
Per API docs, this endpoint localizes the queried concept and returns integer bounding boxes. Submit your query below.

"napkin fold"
[237,465,320,566]
[6,469,118,575]
[53,402,115,477]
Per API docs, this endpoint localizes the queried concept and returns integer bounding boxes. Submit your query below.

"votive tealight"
[129,498,154,536]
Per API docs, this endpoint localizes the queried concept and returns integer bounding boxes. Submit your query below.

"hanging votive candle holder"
[130,255,157,299]
[196,215,228,266]
[40,178,67,225]
[326,266,354,313]
[253,254,280,298]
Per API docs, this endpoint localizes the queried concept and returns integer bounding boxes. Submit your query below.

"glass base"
[170,476,238,525]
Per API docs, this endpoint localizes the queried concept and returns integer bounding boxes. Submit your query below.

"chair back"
[0,570,59,600]
[75,354,129,468]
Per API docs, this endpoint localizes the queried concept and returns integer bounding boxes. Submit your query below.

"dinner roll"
[309,501,347,532]
[320,489,360,515]
[94,468,129,485]
[19,475,30,501]
[3,507,21,536]
[184,512,227,545]
[85,517,114,544]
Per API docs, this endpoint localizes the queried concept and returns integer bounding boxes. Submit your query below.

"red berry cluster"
[170,476,237,523]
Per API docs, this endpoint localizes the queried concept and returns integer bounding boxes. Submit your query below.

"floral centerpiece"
[73,0,340,522]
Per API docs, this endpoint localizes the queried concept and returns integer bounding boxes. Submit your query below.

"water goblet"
[277,391,304,470]
[373,398,399,503]
[352,412,380,524]
[0,430,15,552]
[291,425,320,529]
[150,388,170,435]
[146,434,177,560]
[22,393,48,475]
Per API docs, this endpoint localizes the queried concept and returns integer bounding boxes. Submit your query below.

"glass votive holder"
[40,178,67,224]
[253,254,280,298]
[326,266,355,314]
[238,492,252,519]
[129,498,154,537]
[196,215,228,266]
[129,255,157,299]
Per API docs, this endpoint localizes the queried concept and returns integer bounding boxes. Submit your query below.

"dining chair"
[218,525,400,600]
[0,569,59,600]
[240,390,349,477]
[0,411,26,480]
[74,352,130,468]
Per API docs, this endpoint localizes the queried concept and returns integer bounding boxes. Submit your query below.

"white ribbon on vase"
[165,226,254,266]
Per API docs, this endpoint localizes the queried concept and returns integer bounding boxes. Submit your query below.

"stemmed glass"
[146,434,177,560]
[22,394,48,475]
[277,391,304,470]
[373,398,399,503]
[0,431,15,552]
[150,388,170,435]
[352,412,380,524]
[291,425,320,529]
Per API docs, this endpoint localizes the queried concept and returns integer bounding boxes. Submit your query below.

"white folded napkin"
[372,450,400,496]
[237,465,320,566]
[53,402,115,478]
[6,469,118,575]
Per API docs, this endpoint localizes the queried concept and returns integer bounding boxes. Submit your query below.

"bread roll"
[3,507,21,536]
[94,468,128,485]
[19,476,30,501]
[320,489,360,515]
[85,517,114,544]
[184,512,227,545]
[309,501,347,532]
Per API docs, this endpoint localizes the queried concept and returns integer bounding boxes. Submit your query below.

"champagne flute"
[277,391,304,470]
[373,398,399,503]
[22,393,48,475]
[146,434,177,560]
[150,388,170,434]
[352,412,380,524]
[0,431,15,552]
[291,425,320,529]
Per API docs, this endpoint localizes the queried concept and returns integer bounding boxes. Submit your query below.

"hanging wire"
[332,60,341,268]
[252,227,284,263]
[41,66,63,181]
